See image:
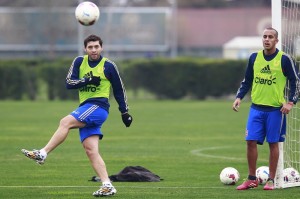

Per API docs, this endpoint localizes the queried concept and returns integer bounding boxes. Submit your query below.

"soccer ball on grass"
[283,167,300,183]
[75,1,100,26]
[256,166,269,184]
[220,167,240,185]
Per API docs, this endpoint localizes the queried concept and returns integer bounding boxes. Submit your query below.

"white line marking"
[0,186,227,189]
[191,146,244,161]
[191,146,268,162]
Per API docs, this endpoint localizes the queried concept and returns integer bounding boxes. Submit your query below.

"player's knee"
[247,140,257,146]
[84,146,98,158]
[59,116,73,129]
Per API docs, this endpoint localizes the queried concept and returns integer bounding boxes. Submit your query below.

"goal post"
[272,0,284,189]
[273,0,300,189]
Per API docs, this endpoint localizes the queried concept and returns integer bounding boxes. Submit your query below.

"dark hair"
[265,27,278,39]
[84,34,103,48]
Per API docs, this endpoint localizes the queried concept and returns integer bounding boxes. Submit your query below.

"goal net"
[274,0,300,188]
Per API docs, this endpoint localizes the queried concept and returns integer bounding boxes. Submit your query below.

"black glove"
[122,113,133,127]
[88,76,101,86]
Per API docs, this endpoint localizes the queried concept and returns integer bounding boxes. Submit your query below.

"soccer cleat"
[236,179,258,190]
[21,149,46,165]
[93,184,117,197]
[263,180,275,190]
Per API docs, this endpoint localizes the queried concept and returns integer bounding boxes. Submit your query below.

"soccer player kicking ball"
[232,27,299,190]
[21,34,133,197]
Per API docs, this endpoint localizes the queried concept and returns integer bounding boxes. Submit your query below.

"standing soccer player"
[21,34,133,197]
[232,27,299,190]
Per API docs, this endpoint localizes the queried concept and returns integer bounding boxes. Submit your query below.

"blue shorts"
[246,107,286,145]
[70,103,108,142]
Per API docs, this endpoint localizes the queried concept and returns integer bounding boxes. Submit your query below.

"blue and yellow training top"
[65,55,129,114]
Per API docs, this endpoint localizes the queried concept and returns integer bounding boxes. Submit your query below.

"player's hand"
[122,112,133,127]
[280,102,294,114]
[88,76,101,86]
[232,98,241,112]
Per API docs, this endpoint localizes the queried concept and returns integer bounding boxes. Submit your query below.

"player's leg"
[268,142,279,180]
[264,110,285,190]
[83,135,111,183]
[266,109,284,179]
[21,114,85,164]
[237,107,264,190]
[43,115,86,153]
[263,143,279,190]
[83,136,116,196]
[245,107,265,177]
[21,104,89,164]
[247,140,258,177]
[77,106,115,196]
[236,140,259,190]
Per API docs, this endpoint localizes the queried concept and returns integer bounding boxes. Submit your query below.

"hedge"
[122,57,247,99]
[0,57,247,100]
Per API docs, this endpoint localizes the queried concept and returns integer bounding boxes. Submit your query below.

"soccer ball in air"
[256,166,269,184]
[220,167,240,185]
[75,1,100,26]
[283,167,300,183]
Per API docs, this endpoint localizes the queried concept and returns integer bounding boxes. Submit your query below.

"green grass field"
[0,100,299,198]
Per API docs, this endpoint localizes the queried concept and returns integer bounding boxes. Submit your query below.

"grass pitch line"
[0,185,227,189]
[190,146,245,161]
